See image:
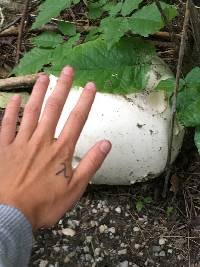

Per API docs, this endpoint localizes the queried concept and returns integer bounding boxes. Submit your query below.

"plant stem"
[162,0,191,198]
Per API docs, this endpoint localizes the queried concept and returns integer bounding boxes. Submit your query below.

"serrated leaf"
[13,48,53,75]
[32,32,63,48]
[195,127,200,153]
[47,37,156,94]
[185,67,200,89]
[121,0,143,16]
[109,1,123,17]
[177,99,200,127]
[99,17,129,48]
[32,0,72,29]
[58,21,76,36]
[85,27,100,41]
[129,2,177,37]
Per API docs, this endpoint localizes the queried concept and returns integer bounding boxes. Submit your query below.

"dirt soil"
[1,1,200,267]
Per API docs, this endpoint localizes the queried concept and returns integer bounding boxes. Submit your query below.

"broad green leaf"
[102,2,115,11]
[85,27,100,41]
[185,67,200,89]
[195,127,200,153]
[32,32,63,48]
[109,1,123,17]
[129,2,177,37]
[88,6,104,19]
[47,37,156,94]
[177,99,200,127]
[32,0,72,29]
[99,17,129,48]
[121,0,143,17]
[73,0,80,4]
[143,196,153,204]
[58,21,76,36]
[155,78,176,93]
[13,48,53,75]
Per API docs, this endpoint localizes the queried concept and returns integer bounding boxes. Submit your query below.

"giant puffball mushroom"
[41,56,184,185]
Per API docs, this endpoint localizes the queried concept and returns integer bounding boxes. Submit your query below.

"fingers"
[67,140,111,203]
[17,75,49,141]
[36,66,74,140]
[0,94,21,145]
[57,82,96,149]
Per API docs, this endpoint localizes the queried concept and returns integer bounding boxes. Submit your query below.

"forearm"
[0,205,32,267]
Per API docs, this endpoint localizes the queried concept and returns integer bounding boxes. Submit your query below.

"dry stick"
[0,16,21,33]
[16,0,30,64]
[0,74,39,90]
[162,0,191,198]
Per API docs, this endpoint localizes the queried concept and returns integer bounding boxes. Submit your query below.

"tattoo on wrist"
[56,162,69,179]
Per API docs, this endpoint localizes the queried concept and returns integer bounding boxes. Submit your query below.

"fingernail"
[12,94,21,101]
[86,81,96,90]
[63,66,74,76]
[38,75,48,82]
[100,140,112,154]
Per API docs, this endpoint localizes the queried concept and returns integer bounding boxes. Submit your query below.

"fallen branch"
[0,74,39,90]
[16,0,30,64]
[162,0,191,198]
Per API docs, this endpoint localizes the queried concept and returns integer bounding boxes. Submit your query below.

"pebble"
[168,249,173,254]
[62,228,76,237]
[119,260,129,267]
[39,260,48,267]
[64,256,70,263]
[159,238,166,246]
[159,251,166,257]
[133,227,140,232]
[86,236,92,243]
[99,224,108,233]
[115,207,121,214]
[109,227,116,234]
[132,265,139,267]
[94,248,101,256]
[152,246,161,253]
[104,207,110,213]
[85,254,93,261]
[92,208,98,213]
[118,249,127,255]
[83,246,90,253]
[134,244,140,250]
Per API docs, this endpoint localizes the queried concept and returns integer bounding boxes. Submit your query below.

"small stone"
[91,220,98,227]
[109,227,116,234]
[94,248,101,256]
[115,207,121,213]
[138,252,143,256]
[159,238,166,246]
[92,208,98,213]
[39,260,48,267]
[62,228,76,237]
[97,203,102,209]
[83,246,90,253]
[64,256,70,263]
[99,224,108,233]
[133,227,140,232]
[85,254,93,261]
[134,244,140,250]
[152,246,161,253]
[118,249,127,255]
[119,260,129,267]
[104,207,110,213]
[132,265,139,267]
[86,236,92,243]
[168,249,173,254]
[159,251,166,257]
[53,247,60,252]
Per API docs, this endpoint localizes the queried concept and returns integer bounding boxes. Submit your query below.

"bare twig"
[162,0,191,198]
[0,74,40,90]
[16,0,30,64]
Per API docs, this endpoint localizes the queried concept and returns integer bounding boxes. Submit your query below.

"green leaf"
[32,0,72,29]
[155,78,176,93]
[58,21,76,36]
[85,27,100,42]
[99,17,129,48]
[47,37,156,94]
[129,2,177,37]
[143,196,153,204]
[136,200,144,212]
[13,48,53,75]
[73,0,80,4]
[166,207,174,216]
[185,67,200,89]
[195,127,200,153]
[109,1,123,17]
[88,6,103,19]
[121,0,143,16]
[32,32,63,48]
[177,99,200,127]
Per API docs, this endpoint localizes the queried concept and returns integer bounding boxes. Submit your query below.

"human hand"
[0,66,111,230]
